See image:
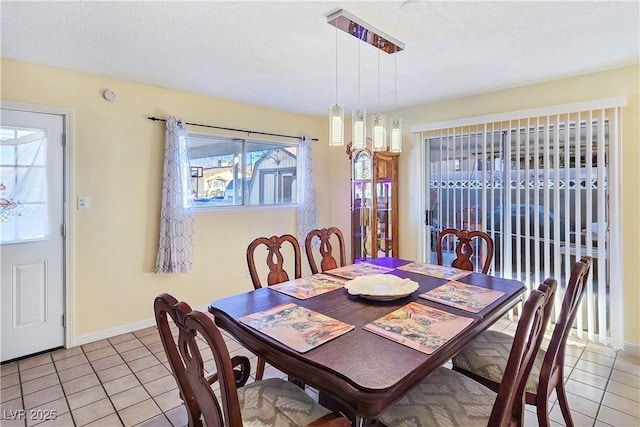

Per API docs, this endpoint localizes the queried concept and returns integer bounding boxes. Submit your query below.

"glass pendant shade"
[372,113,387,151]
[329,104,345,146]
[352,109,366,149]
[390,118,402,153]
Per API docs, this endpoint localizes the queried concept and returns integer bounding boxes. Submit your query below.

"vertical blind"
[415,98,625,347]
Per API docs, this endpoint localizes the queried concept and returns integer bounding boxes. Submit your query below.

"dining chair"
[246,233,301,381]
[379,287,549,427]
[154,293,251,427]
[163,295,351,427]
[436,227,495,274]
[247,234,302,290]
[305,227,347,274]
[451,256,593,427]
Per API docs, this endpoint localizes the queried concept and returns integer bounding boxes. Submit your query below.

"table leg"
[318,391,379,426]
[355,416,369,426]
[355,416,381,427]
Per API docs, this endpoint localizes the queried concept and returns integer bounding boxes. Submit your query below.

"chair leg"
[536,393,551,427]
[556,381,575,427]
[256,356,266,381]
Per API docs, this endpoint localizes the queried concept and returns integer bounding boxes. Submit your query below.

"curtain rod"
[147,117,318,142]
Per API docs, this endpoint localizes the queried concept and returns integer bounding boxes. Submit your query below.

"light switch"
[77,196,89,210]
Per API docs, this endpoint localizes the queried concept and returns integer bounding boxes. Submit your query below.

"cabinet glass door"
[353,151,372,261]
[376,180,392,257]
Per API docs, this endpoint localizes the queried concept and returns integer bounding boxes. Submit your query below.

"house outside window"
[187,134,297,208]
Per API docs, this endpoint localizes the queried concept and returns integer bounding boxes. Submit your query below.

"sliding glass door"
[420,102,623,346]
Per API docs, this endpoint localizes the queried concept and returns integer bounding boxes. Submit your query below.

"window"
[187,135,297,208]
[0,127,49,243]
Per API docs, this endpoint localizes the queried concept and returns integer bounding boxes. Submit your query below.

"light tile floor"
[1,317,639,427]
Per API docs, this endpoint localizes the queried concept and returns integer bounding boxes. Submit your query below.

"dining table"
[208,257,526,425]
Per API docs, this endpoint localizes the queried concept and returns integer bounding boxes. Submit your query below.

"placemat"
[270,273,347,299]
[325,262,394,280]
[396,261,473,280]
[420,280,505,313]
[363,302,473,354]
[239,303,354,353]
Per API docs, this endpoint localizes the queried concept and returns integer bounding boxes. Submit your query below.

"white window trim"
[411,96,627,132]
[194,203,297,215]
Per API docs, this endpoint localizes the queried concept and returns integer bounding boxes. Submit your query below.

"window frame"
[186,133,298,212]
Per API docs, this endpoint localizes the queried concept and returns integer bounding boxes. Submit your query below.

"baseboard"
[623,341,640,354]
[71,303,210,347]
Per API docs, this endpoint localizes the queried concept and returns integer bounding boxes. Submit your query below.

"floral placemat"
[325,262,395,280]
[396,261,472,280]
[239,303,354,353]
[419,280,505,313]
[269,274,347,300]
[363,302,473,354]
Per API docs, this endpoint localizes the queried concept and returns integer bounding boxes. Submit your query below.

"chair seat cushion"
[239,378,332,426]
[379,367,497,427]
[451,330,544,394]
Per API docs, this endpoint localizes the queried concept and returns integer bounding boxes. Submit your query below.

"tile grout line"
[76,341,124,427]
[118,332,176,427]
[133,329,179,426]
[48,354,76,427]
[105,335,154,427]
[17,360,27,427]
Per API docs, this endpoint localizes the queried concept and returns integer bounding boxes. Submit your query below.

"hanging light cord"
[335,23,338,104]
[357,40,361,106]
[394,47,398,116]
[377,39,381,113]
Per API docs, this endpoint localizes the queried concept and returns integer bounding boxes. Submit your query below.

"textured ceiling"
[1,1,638,117]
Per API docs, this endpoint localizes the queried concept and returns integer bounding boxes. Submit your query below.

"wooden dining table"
[208,257,526,425]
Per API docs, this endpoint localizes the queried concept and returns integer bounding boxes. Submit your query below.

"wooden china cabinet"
[349,141,399,263]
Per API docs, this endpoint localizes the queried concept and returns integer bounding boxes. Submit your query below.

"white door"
[0,109,65,362]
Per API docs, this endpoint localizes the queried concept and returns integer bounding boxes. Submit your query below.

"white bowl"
[344,274,419,301]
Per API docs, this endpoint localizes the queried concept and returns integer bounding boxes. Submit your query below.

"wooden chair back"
[179,308,245,427]
[246,234,302,289]
[488,288,548,426]
[536,256,592,425]
[305,227,347,274]
[543,256,592,373]
[436,228,495,274]
[154,293,203,427]
[155,293,250,427]
[539,278,559,336]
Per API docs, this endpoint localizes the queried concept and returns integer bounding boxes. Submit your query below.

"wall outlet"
[78,196,89,210]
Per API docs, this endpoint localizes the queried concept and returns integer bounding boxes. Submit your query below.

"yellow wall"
[2,59,638,347]
[1,59,334,338]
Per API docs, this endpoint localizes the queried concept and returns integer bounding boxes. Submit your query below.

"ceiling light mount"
[327,9,404,54]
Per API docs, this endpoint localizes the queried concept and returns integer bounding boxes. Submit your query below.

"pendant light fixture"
[352,38,366,150]
[389,46,403,153]
[371,38,387,152]
[328,21,344,146]
[326,10,404,150]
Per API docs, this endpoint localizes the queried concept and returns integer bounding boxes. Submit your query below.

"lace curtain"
[0,132,49,243]
[155,117,195,274]
[296,135,317,245]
